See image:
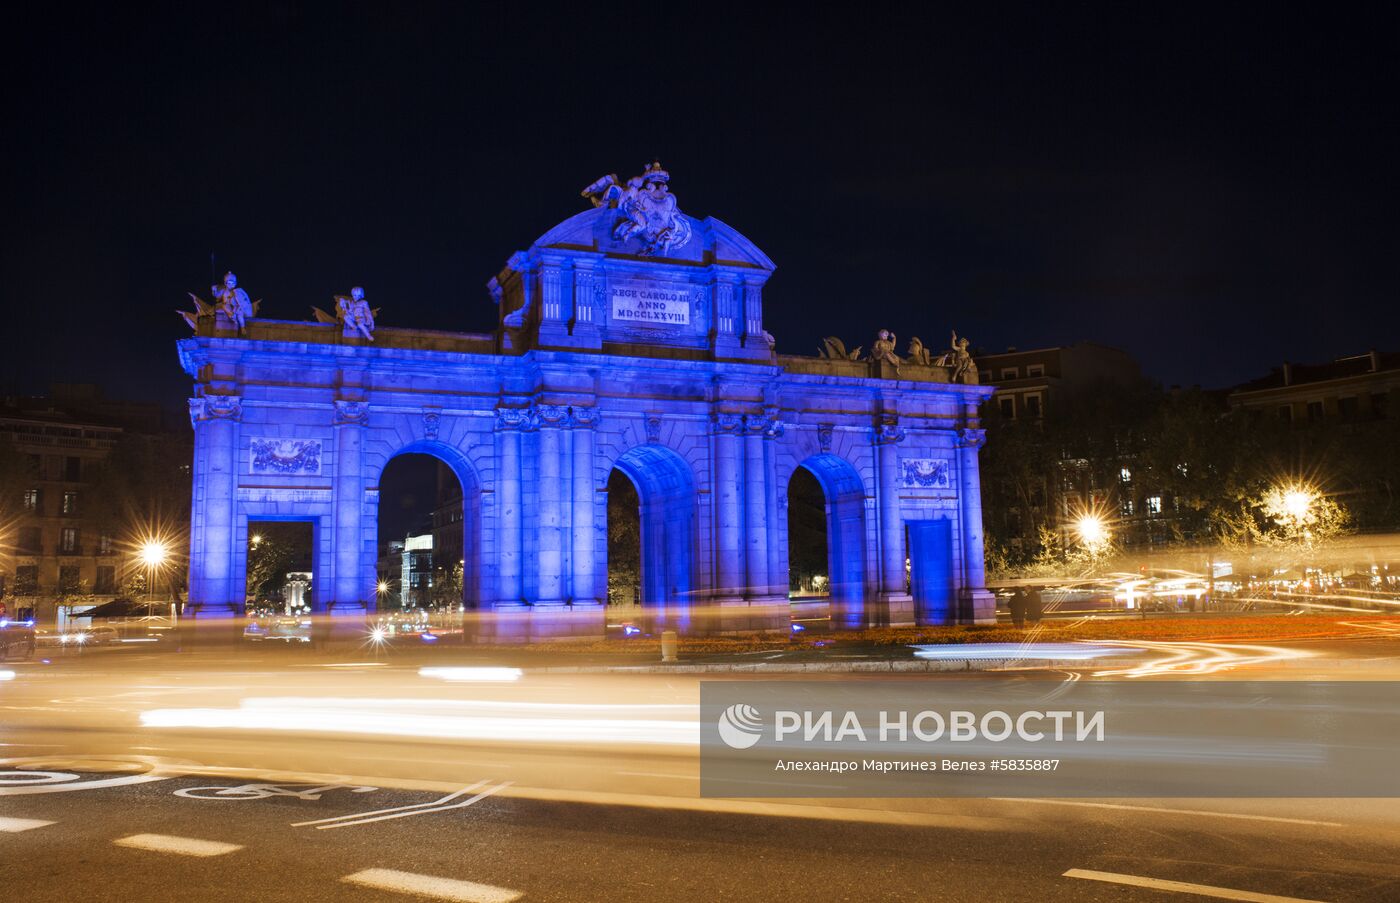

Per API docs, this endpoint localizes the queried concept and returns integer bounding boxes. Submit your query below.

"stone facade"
[178,195,995,638]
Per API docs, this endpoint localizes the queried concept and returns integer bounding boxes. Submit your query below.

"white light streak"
[418,667,522,683]
[140,697,698,746]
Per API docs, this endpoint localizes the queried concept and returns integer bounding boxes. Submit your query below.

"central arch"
[609,444,697,632]
[370,440,483,612]
[792,454,869,630]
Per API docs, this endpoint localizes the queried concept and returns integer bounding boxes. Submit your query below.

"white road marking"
[0,770,79,785]
[317,781,511,829]
[996,797,1345,827]
[1063,868,1330,902]
[292,781,488,827]
[0,772,170,796]
[0,816,55,832]
[113,833,243,857]
[342,868,522,902]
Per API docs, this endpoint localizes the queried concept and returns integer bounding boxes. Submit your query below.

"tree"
[431,560,463,608]
[245,533,298,603]
[606,471,640,605]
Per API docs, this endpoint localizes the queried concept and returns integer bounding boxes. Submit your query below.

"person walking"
[1027,585,1044,625]
[1009,588,1027,628]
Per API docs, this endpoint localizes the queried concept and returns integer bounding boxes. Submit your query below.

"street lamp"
[138,540,168,605]
[1279,486,1315,526]
[1075,514,1110,553]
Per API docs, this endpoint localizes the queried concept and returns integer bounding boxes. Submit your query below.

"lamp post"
[1074,514,1110,562]
[139,540,168,606]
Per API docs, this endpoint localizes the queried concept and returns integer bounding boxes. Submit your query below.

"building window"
[1306,401,1324,422]
[1024,394,1042,418]
[59,566,81,595]
[60,527,79,554]
[62,491,78,515]
[1119,467,1132,484]
[99,534,114,555]
[1373,393,1389,418]
[999,396,1015,419]
[1120,498,1135,517]
[1000,367,1019,380]
[18,527,42,554]
[64,456,82,481]
[1026,365,1044,377]
[23,488,39,511]
[15,566,38,595]
[96,566,116,594]
[1338,396,1359,421]
[1277,405,1293,422]
[1146,496,1163,516]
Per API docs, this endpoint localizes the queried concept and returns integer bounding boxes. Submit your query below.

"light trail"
[1091,641,1313,678]
[140,697,699,746]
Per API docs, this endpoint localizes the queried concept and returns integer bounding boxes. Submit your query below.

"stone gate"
[178,164,995,639]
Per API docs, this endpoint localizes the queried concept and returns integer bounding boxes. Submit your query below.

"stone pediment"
[531,207,774,273]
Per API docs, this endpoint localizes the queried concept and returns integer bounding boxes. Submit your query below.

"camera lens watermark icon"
[717,703,764,749]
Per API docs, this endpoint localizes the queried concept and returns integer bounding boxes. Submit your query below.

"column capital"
[189,394,242,427]
[873,416,905,446]
[495,407,536,432]
[569,405,600,429]
[713,412,745,434]
[333,399,369,426]
[532,402,570,427]
[744,413,784,439]
[956,427,987,449]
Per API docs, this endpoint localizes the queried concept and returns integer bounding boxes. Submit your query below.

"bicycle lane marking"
[174,782,379,801]
[0,768,172,795]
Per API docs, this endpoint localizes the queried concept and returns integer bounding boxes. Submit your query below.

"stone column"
[875,416,911,613]
[713,278,742,357]
[743,413,777,600]
[763,413,786,602]
[332,400,368,617]
[534,403,568,605]
[187,395,241,618]
[495,408,530,605]
[956,424,996,624]
[570,406,600,605]
[713,413,744,600]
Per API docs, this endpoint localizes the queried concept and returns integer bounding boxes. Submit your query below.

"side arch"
[794,453,870,630]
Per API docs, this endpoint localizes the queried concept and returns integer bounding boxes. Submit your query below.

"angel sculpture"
[211,271,256,333]
[906,336,932,366]
[818,336,863,361]
[312,286,380,340]
[936,329,976,383]
[871,329,902,369]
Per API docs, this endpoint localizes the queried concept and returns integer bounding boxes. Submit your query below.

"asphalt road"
[4,767,1399,902]
[2,636,1399,901]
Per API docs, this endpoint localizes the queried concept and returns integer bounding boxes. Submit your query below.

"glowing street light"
[1075,514,1109,551]
[139,541,168,568]
[377,580,389,595]
[1280,486,1315,524]
[137,539,169,605]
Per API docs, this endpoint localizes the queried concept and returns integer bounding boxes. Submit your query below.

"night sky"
[6,6,1396,409]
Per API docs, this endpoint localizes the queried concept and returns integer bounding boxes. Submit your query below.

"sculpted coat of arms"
[581,161,693,256]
